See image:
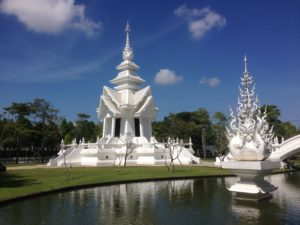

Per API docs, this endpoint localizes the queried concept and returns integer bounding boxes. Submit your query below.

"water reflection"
[0,172,299,225]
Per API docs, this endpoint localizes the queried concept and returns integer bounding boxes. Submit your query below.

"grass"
[0,166,231,203]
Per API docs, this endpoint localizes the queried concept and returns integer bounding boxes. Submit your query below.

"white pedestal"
[222,161,280,200]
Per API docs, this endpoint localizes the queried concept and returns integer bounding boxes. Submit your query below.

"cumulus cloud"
[154,69,183,85]
[174,4,226,40]
[199,76,221,87]
[0,0,102,37]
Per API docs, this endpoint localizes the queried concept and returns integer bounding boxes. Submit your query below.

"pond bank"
[0,165,297,205]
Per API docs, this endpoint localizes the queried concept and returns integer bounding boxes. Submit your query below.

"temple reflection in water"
[1,173,299,225]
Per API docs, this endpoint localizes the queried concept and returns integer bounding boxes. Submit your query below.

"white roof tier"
[103,86,152,107]
[116,60,139,71]
[110,70,145,85]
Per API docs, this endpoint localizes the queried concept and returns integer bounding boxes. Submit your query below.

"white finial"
[125,20,131,32]
[244,55,248,73]
[60,139,64,149]
[123,21,133,61]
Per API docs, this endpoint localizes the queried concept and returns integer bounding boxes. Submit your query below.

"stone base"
[222,161,280,201]
[234,192,273,201]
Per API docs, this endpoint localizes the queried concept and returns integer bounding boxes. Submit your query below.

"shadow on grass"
[0,173,40,188]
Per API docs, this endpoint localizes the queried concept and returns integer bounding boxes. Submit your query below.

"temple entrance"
[115,118,121,137]
[134,118,140,137]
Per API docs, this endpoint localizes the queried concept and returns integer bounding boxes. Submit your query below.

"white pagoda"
[98,22,157,142]
[48,22,199,167]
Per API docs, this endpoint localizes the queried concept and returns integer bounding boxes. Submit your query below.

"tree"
[31,98,60,163]
[0,115,9,151]
[164,138,184,174]
[212,111,227,127]
[4,102,34,163]
[153,108,213,158]
[191,108,211,158]
[74,113,97,142]
[261,105,298,140]
[212,112,228,160]
[153,113,195,142]
[122,134,135,168]
[60,119,75,144]
[282,122,297,139]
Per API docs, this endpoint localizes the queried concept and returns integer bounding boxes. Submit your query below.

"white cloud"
[199,76,221,87]
[174,4,226,40]
[154,69,183,85]
[0,0,102,37]
[174,4,210,18]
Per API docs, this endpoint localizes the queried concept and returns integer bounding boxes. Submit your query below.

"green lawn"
[0,166,231,203]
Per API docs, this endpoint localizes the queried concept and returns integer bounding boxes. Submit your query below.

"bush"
[0,163,6,172]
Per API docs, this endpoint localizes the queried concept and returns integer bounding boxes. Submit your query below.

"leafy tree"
[152,121,170,141]
[191,108,211,158]
[73,113,97,142]
[60,119,75,144]
[4,102,34,163]
[261,105,297,140]
[282,122,297,139]
[212,111,227,127]
[31,98,60,162]
[95,123,103,139]
[212,112,228,159]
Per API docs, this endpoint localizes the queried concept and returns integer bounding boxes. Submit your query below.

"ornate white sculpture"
[222,56,280,200]
[226,56,274,161]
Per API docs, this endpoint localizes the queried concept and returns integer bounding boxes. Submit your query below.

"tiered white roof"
[98,22,158,120]
[110,21,145,91]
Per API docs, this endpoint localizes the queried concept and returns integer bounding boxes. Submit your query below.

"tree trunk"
[15,146,19,164]
[202,128,206,159]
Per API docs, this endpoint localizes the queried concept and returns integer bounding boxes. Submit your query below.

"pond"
[0,172,299,225]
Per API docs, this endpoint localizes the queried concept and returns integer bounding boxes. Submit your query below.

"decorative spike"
[244,55,248,73]
[125,20,131,32]
[122,21,133,61]
[273,136,279,145]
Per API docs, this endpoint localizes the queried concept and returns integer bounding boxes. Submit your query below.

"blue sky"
[0,0,299,126]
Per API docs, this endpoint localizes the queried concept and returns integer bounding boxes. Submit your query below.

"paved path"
[7,165,49,170]
[6,160,217,170]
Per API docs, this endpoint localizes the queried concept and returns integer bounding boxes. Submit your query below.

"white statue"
[226,56,274,161]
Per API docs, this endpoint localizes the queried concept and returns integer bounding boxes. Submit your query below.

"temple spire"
[125,21,131,47]
[110,21,145,91]
[123,21,133,61]
[244,55,248,74]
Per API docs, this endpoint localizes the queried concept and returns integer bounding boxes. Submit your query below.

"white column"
[111,118,116,137]
[139,117,144,137]
[148,119,152,140]
[102,117,107,138]
[120,117,125,137]
[126,117,134,136]
[124,118,128,136]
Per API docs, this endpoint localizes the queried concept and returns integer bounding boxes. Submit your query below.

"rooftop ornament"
[222,56,280,201]
[226,55,274,161]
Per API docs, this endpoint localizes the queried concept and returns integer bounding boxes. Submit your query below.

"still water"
[0,172,299,225]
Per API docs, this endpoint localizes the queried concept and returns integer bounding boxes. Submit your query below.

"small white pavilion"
[98,22,157,142]
[48,22,199,167]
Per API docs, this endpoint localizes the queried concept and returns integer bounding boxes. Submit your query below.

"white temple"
[48,22,200,167]
[98,22,157,142]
